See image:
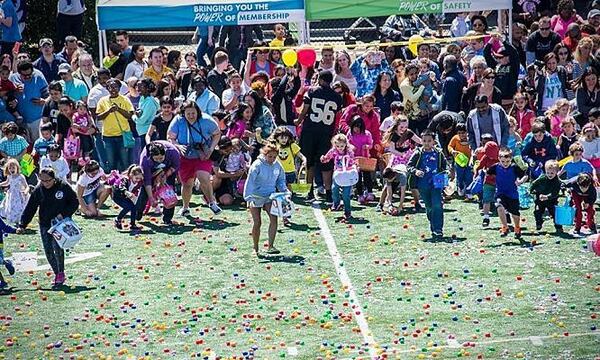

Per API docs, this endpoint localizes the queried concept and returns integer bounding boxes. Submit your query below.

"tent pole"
[98,30,105,65]
[508,8,513,40]
[297,20,310,45]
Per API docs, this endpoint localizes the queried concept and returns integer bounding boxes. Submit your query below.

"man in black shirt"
[207,51,229,99]
[296,70,343,202]
[41,81,63,133]
[525,16,561,65]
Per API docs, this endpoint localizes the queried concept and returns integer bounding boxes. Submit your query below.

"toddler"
[40,144,70,183]
[71,101,95,157]
[33,122,57,158]
[556,117,578,159]
[447,122,472,197]
[568,173,597,236]
[272,126,306,188]
[545,99,570,138]
[580,123,600,172]
[474,136,499,227]
[347,115,374,204]
[510,92,535,138]
[0,159,29,224]
[320,134,356,220]
[413,58,436,112]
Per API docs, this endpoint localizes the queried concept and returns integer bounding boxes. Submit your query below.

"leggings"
[40,226,64,275]
[356,170,373,195]
[113,194,136,225]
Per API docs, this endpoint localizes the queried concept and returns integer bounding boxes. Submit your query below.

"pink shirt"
[550,115,564,138]
[347,130,373,158]
[73,112,90,127]
[322,148,355,172]
[551,15,583,39]
[226,119,247,139]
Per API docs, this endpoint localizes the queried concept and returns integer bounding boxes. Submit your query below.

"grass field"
[0,192,599,359]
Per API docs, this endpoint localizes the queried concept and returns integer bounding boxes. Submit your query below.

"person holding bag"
[95,79,134,171]
[17,167,79,288]
[167,100,221,217]
[137,141,181,226]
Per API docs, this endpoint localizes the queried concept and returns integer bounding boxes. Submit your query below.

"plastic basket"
[433,172,449,189]
[555,197,575,226]
[356,157,377,172]
[454,152,469,168]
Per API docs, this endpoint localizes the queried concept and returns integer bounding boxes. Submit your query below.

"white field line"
[312,206,378,360]
[349,331,599,355]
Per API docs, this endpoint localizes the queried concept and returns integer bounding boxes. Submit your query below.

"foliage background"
[22,0,98,60]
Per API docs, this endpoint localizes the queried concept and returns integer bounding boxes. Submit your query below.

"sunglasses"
[539,27,551,31]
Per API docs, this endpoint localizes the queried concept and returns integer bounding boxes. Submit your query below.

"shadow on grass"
[283,222,320,232]
[258,255,306,264]
[0,285,96,296]
[423,236,467,243]
[139,221,197,235]
[193,218,240,231]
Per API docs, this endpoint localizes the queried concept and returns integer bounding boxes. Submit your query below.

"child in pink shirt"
[347,115,374,203]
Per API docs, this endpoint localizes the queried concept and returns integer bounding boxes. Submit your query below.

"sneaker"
[208,202,222,215]
[4,260,15,276]
[317,186,326,195]
[0,280,7,289]
[432,232,444,240]
[555,225,564,234]
[457,188,465,197]
[570,228,582,237]
[54,272,65,286]
[375,204,383,212]
[114,218,123,230]
[514,227,522,240]
[343,212,352,221]
[330,204,342,212]
[482,218,490,227]
[283,217,291,227]
[130,224,142,232]
[358,194,367,205]
[535,223,543,231]
[500,226,510,237]
[266,247,280,254]
[178,207,191,217]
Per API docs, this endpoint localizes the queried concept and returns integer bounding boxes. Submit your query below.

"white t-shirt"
[77,168,106,197]
[221,83,249,107]
[124,60,148,81]
[40,156,70,183]
[541,72,562,111]
[380,115,395,134]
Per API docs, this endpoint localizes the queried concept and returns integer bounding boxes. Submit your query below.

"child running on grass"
[110,165,144,231]
[487,148,528,240]
[0,159,29,225]
[529,160,563,233]
[407,130,447,240]
[567,173,597,236]
[447,122,472,197]
[321,134,356,220]
[474,135,499,227]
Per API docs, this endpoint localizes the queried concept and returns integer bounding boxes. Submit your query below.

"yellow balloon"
[408,35,424,56]
[282,49,297,67]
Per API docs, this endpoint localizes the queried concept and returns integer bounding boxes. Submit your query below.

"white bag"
[48,217,83,249]
[269,192,295,218]
[332,155,359,187]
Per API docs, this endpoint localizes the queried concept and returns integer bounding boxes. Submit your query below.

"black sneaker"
[555,225,564,234]
[482,218,490,227]
[4,260,15,276]
[114,218,123,230]
[536,223,543,231]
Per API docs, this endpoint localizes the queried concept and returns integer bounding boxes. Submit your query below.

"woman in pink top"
[551,0,583,39]
[339,95,382,158]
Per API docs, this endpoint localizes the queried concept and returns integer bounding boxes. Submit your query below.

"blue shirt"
[167,114,218,148]
[0,135,28,157]
[243,156,287,200]
[9,72,49,123]
[60,78,88,102]
[33,136,56,156]
[563,160,594,181]
[193,89,220,116]
[489,164,525,199]
[0,97,15,123]
[1,0,21,42]
[417,149,440,188]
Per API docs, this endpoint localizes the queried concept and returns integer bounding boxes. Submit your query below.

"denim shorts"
[82,189,99,205]
[482,184,495,203]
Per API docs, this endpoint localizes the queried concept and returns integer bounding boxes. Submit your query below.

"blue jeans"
[332,182,352,214]
[113,193,137,225]
[195,36,214,67]
[419,186,444,235]
[103,136,128,171]
[93,132,108,171]
[455,164,473,192]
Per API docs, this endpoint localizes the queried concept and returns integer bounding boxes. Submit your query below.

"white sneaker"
[457,188,465,197]
[178,207,190,217]
[208,202,222,215]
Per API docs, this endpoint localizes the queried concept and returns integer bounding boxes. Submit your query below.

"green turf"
[0,193,598,359]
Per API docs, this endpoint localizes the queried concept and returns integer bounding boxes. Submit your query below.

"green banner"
[305,0,442,21]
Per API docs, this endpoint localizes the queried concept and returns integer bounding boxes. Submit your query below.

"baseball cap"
[589,9,600,19]
[493,48,510,58]
[39,38,53,47]
[58,63,72,74]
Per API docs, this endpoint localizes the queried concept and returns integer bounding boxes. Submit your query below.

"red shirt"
[0,78,16,93]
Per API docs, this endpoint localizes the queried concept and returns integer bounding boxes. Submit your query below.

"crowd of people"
[0,0,600,288]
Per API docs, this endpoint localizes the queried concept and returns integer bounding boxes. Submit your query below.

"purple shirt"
[139,140,181,187]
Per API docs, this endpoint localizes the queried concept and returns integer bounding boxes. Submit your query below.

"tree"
[22,0,98,62]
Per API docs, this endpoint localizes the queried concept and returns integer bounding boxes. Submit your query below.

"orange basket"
[356,157,377,171]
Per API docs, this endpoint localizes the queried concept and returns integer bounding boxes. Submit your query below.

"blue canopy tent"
[96,0,306,58]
